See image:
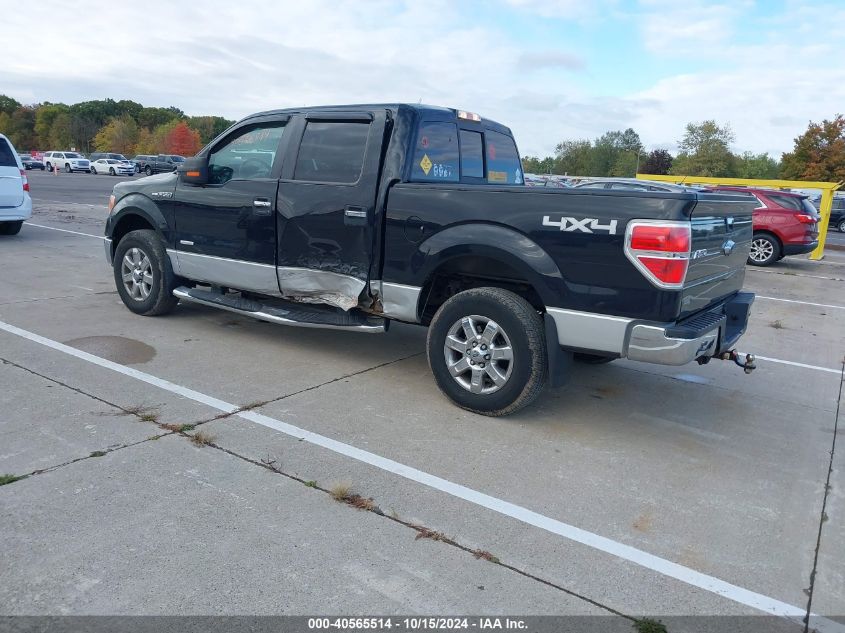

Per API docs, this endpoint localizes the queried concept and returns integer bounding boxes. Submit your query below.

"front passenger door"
[173,118,289,296]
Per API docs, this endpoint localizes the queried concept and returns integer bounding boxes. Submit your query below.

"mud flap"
[544,313,573,388]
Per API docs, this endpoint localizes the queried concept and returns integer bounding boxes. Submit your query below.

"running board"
[173,287,386,333]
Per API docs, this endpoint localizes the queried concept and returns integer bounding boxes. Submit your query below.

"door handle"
[344,206,366,219]
[253,198,272,216]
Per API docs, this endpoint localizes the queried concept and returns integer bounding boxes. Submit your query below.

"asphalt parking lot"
[1,170,843,631]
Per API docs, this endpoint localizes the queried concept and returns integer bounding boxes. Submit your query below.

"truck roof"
[243,103,513,136]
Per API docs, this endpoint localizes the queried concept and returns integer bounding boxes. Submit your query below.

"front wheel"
[64,163,71,173]
[838,219,845,233]
[0,221,23,236]
[427,288,547,416]
[109,167,116,175]
[144,165,152,176]
[748,233,780,266]
[113,229,179,316]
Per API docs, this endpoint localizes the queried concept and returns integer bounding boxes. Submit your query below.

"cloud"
[517,51,585,71]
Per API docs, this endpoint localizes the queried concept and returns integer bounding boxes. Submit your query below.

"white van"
[0,134,32,235]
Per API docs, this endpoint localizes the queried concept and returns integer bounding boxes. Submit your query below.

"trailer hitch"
[720,350,756,374]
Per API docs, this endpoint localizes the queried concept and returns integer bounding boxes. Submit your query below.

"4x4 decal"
[542,216,618,235]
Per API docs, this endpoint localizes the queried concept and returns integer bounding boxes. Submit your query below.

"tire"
[427,287,547,416]
[109,167,115,176]
[113,229,179,316]
[748,233,780,267]
[145,165,152,176]
[91,167,97,175]
[838,219,845,233]
[45,162,52,171]
[135,165,140,174]
[574,353,615,364]
[0,221,23,236]
[64,163,71,173]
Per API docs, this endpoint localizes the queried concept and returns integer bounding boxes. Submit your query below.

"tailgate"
[680,192,757,319]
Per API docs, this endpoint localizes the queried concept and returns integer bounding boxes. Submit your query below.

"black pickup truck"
[104,104,757,416]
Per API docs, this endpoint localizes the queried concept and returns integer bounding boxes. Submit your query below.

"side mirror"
[179,156,208,185]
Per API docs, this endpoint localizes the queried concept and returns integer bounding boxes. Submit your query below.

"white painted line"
[756,295,845,310]
[756,356,842,375]
[24,223,106,240]
[2,319,842,630]
[747,268,843,282]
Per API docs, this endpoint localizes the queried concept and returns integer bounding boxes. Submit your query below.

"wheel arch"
[107,194,169,259]
[412,224,564,325]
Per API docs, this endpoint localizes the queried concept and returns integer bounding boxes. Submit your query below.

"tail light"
[793,213,817,224]
[20,169,29,192]
[624,220,691,289]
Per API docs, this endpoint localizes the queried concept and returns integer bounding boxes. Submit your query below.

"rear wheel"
[0,221,23,236]
[45,162,52,171]
[427,287,547,416]
[144,165,152,176]
[91,167,97,174]
[748,233,780,266]
[838,219,845,233]
[113,229,178,316]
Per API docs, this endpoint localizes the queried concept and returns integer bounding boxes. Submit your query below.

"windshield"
[169,156,185,162]
[66,152,82,159]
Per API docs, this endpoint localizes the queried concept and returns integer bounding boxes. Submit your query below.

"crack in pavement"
[803,358,845,632]
[0,356,632,622]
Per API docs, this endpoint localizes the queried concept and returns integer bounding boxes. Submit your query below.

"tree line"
[523,116,845,183]
[0,95,234,157]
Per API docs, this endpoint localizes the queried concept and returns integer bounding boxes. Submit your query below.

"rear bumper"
[0,194,32,222]
[548,292,755,366]
[783,241,818,256]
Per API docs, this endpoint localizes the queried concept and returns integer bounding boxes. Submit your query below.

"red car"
[708,187,819,266]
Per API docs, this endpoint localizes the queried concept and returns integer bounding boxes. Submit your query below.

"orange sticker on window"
[488,170,507,182]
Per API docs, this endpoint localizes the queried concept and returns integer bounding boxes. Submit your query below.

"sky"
[2,0,844,158]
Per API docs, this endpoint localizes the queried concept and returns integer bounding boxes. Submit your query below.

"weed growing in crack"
[305,481,318,488]
[414,526,449,542]
[190,431,217,447]
[89,451,107,458]
[633,618,668,633]
[0,474,27,486]
[261,456,283,473]
[472,550,500,564]
[330,482,352,502]
[160,423,195,433]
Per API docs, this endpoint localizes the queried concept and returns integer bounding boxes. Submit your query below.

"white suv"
[0,133,32,235]
[43,150,91,173]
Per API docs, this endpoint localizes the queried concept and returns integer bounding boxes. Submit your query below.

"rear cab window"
[410,119,523,185]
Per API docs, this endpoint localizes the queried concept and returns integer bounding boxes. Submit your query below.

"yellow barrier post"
[635,174,843,260]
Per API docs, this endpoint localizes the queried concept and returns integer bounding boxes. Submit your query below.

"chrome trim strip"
[379,281,422,323]
[172,288,384,334]
[546,308,634,354]
[174,250,280,296]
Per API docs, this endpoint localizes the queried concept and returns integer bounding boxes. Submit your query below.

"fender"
[106,193,172,258]
[412,223,565,308]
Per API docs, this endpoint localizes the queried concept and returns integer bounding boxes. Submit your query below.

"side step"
[173,287,386,333]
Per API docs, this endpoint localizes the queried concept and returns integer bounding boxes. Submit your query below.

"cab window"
[485,131,522,185]
[459,130,484,179]
[208,122,286,185]
[411,122,459,182]
[294,121,370,184]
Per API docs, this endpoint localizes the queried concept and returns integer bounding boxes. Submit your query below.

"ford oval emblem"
[722,239,736,256]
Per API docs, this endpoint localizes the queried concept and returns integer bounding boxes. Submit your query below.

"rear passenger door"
[276,111,387,310]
